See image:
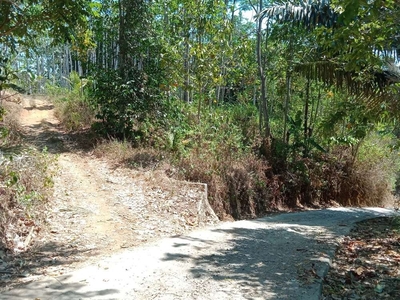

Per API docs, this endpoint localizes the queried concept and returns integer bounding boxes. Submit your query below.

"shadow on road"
[0,240,98,292]
[23,105,55,111]
[162,208,392,299]
[21,126,96,154]
[0,273,118,300]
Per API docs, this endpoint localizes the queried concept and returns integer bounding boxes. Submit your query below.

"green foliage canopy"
[260,0,400,92]
[0,0,90,46]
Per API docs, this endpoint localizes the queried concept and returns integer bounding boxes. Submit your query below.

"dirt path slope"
[0,95,216,290]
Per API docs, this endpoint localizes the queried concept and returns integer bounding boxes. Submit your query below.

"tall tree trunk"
[118,0,127,78]
[303,78,310,157]
[310,82,321,135]
[183,8,191,103]
[52,52,56,85]
[283,70,291,143]
[256,0,270,140]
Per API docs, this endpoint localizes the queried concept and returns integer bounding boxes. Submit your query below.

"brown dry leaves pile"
[322,216,400,299]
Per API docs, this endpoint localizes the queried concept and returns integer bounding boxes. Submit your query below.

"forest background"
[1,0,400,221]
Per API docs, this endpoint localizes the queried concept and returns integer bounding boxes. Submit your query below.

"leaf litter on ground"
[322,215,400,299]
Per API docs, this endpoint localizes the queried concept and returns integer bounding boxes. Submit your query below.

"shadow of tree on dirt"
[23,105,55,111]
[0,242,79,287]
[0,273,119,300]
[162,209,392,299]
[0,240,92,290]
[21,128,96,154]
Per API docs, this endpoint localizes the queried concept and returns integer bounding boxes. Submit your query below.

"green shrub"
[90,68,162,139]
[46,72,95,131]
[90,97,398,220]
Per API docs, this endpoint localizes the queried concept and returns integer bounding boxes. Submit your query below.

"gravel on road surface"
[0,207,394,300]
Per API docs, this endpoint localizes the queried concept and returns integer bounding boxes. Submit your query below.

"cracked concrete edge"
[311,218,372,300]
[312,249,336,300]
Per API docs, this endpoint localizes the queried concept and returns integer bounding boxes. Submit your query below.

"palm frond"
[259,0,336,29]
[260,0,400,103]
[293,59,400,101]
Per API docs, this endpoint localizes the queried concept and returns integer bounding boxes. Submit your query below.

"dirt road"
[0,95,395,299]
[1,95,215,290]
[1,208,394,300]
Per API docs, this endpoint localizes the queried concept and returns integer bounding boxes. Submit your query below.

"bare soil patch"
[0,94,218,291]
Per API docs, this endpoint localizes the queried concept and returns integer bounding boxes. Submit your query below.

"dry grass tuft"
[0,148,56,252]
[338,160,395,207]
[175,152,283,220]
[93,139,165,171]
[1,100,23,145]
[284,147,397,209]
[93,139,134,161]
[53,97,94,131]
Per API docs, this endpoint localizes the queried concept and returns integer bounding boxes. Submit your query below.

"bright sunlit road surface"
[0,208,394,300]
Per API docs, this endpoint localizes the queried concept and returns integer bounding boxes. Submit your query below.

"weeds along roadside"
[1,97,23,146]
[52,84,400,220]
[0,148,56,252]
[0,95,57,252]
[48,72,94,132]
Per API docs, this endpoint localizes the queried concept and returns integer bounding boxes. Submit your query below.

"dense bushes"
[90,69,162,140]
[49,76,400,220]
[90,97,399,220]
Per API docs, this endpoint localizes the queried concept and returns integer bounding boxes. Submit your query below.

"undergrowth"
[0,95,56,252]
[93,139,164,170]
[53,96,94,131]
[91,99,400,220]
[0,148,56,252]
[50,72,95,131]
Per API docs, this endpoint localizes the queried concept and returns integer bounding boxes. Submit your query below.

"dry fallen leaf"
[354,266,365,276]
[322,217,400,300]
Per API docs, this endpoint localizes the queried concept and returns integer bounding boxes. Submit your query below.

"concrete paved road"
[0,208,394,300]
